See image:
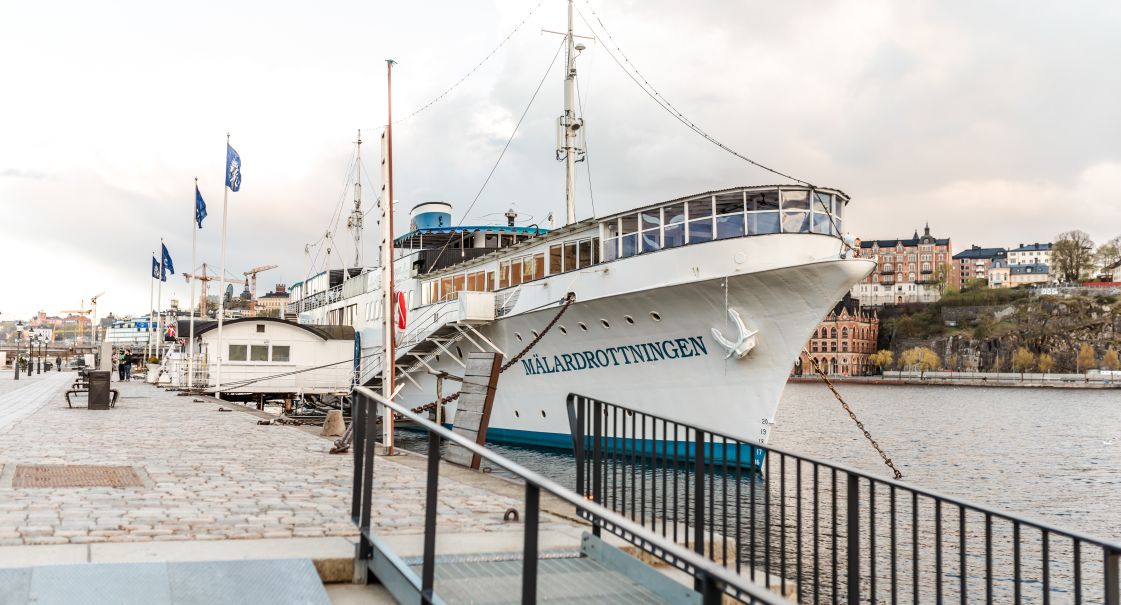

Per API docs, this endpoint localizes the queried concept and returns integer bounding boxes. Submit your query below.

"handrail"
[567,392,1121,604]
[351,385,792,605]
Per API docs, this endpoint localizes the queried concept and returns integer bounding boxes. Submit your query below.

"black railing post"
[592,399,603,538]
[523,483,541,605]
[351,390,372,583]
[694,428,706,592]
[699,572,723,605]
[570,395,585,496]
[1106,547,1120,605]
[847,473,861,604]
[421,428,441,604]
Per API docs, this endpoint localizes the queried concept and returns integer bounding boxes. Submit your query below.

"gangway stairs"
[362,291,504,397]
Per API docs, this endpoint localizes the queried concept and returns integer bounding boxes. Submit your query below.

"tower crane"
[243,264,278,317]
[183,263,242,317]
[59,299,94,343]
[89,292,105,344]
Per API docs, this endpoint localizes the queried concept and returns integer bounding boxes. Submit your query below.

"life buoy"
[396,291,406,330]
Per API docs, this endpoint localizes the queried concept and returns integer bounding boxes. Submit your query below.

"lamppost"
[37,337,43,374]
[13,322,22,380]
[27,333,34,377]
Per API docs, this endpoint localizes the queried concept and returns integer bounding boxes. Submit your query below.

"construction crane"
[89,292,105,344]
[59,299,94,343]
[243,264,278,317]
[183,263,242,317]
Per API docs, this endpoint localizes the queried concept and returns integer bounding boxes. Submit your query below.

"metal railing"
[350,386,792,605]
[566,393,1121,605]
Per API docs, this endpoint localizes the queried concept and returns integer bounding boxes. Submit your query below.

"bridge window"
[781,190,811,233]
[640,210,661,253]
[549,245,562,275]
[687,197,713,244]
[564,241,577,271]
[813,191,833,235]
[715,191,746,240]
[747,191,780,235]
[663,203,686,249]
[620,215,639,258]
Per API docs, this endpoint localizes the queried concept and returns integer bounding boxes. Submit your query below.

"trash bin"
[88,370,112,410]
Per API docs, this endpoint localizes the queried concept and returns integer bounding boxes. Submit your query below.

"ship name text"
[519,336,709,376]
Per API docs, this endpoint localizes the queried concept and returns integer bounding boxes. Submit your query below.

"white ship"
[286,4,874,455]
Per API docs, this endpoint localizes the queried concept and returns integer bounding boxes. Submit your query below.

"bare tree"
[1052,230,1095,283]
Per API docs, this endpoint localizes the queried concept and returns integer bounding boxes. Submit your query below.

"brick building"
[257,284,291,318]
[793,295,879,376]
[851,224,952,305]
[951,245,1007,289]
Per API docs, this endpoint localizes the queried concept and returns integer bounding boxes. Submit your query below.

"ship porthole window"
[650,312,662,322]
[515,333,523,341]
[624,315,635,325]
[514,410,520,418]
[540,410,547,418]
[558,326,567,335]
[531,330,540,339]
[578,322,588,331]
[600,319,610,329]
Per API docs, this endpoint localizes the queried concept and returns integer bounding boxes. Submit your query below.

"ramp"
[445,352,502,468]
[0,558,331,605]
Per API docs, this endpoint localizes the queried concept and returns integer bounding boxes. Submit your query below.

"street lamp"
[13,322,22,381]
[37,337,43,374]
[27,333,33,377]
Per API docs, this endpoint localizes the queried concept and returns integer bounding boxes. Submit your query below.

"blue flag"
[195,185,207,228]
[225,144,242,192]
[151,256,161,280]
[161,243,174,281]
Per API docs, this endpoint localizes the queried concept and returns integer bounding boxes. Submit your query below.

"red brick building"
[793,295,879,376]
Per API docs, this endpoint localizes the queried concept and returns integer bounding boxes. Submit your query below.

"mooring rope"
[803,350,904,480]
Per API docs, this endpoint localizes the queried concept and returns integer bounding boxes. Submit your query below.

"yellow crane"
[243,264,278,317]
[59,299,94,343]
[183,264,242,317]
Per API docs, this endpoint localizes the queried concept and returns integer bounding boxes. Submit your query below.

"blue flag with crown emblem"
[151,256,161,280]
[195,185,207,228]
[225,143,241,192]
[161,243,174,281]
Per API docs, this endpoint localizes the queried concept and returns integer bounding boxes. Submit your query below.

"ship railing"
[350,386,790,604]
[397,300,461,350]
[566,393,1121,605]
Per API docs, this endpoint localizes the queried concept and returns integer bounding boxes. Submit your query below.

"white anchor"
[711,308,758,360]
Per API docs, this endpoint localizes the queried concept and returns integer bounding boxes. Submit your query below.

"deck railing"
[566,393,1121,605]
[350,386,792,604]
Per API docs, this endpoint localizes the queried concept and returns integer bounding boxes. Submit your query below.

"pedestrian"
[117,349,127,381]
[55,355,61,372]
[123,350,132,380]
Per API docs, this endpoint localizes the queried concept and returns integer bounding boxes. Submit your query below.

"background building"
[794,295,879,376]
[989,258,1010,288]
[951,245,1007,288]
[1008,242,1053,266]
[1010,263,1051,286]
[257,284,291,318]
[851,224,952,305]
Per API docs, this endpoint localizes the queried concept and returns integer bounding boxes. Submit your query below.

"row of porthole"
[513,410,548,418]
[515,311,663,342]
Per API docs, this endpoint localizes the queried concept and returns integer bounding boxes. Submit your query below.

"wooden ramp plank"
[446,352,503,469]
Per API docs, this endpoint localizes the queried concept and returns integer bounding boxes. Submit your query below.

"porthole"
[650,312,662,322]
[540,410,547,418]
[558,326,567,335]
[531,330,540,339]
[624,315,635,325]
[515,333,523,341]
[578,322,588,331]
[600,319,610,329]
[514,410,520,418]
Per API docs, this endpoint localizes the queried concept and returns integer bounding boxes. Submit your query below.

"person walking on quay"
[55,355,61,372]
[117,349,127,381]
[123,349,132,380]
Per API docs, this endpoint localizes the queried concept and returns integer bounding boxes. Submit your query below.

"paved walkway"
[0,379,574,548]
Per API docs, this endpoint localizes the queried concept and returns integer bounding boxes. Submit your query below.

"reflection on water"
[393,383,1121,603]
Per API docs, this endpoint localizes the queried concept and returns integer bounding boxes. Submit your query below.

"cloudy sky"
[2,0,1119,319]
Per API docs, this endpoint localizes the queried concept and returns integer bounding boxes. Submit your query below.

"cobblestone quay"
[0,375,563,547]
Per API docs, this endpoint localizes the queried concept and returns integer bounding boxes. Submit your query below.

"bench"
[65,370,118,408]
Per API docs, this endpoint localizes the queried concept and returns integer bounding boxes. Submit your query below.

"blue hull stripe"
[486,427,765,468]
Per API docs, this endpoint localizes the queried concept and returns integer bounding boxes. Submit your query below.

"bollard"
[321,410,346,437]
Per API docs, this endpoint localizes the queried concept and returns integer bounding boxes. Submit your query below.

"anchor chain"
[804,351,903,480]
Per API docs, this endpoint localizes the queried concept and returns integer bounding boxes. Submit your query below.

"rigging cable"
[425,37,567,272]
[393,0,548,126]
[575,73,596,217]
[576,1,815,188]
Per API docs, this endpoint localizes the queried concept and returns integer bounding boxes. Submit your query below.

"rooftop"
[953,245,1007,260]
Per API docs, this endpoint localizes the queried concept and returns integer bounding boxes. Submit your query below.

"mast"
[215,133,231,399]
[188,178,199,391]
[560,0,582,225]
[348,130,364,268]
[382,60,397,453]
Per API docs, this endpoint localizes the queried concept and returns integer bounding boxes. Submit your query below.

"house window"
[229,344,247,361]
[256,324,265,333]
[250,345,269,361]
[272,345,290,362]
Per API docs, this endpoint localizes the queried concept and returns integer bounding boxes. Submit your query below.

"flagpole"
[188,178,199,391]
[383,59,397,454]
[157,237,164,361]
[148,252,155,359]
[215,133,231,400]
